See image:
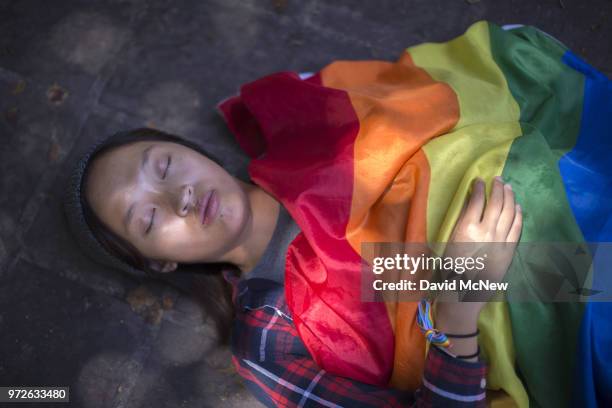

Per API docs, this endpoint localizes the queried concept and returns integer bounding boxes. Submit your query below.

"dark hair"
[81,127,238,345]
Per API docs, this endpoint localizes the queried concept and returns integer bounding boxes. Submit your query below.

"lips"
[198,190,219,226]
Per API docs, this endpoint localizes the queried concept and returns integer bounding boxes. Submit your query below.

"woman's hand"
[449,176,522,250]
[434,176,523,360]
[443,176,523,294]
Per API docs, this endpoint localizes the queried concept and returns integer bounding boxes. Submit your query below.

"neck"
[226,181,280,275]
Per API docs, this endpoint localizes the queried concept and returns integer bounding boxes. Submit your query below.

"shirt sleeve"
[232,343,487,408]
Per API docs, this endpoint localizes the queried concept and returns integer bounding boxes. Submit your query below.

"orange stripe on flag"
[319,52,460,389]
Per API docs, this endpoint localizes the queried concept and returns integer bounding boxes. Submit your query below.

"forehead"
[84,141,152,232]
[87,140,148,193]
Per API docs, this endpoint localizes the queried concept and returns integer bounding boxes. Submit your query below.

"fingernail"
[505,183,512,190]
[516,204,521,212]
[495,176,503,182]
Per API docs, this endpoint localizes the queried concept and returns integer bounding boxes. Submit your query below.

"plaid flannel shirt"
[226,274,488,407]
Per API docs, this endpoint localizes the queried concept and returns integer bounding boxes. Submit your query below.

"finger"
[496,182,516,239]
[457,191,470,221]
[507,204,523,242]
[464,178,486,223]
[483,176,505,226]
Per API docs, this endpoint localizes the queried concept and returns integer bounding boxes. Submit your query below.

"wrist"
[434,301,481,334]
[417,299,481,363]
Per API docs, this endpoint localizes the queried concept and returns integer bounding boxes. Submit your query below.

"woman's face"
[84,140,251,270]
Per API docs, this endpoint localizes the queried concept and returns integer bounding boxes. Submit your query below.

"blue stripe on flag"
[560,50,612,408]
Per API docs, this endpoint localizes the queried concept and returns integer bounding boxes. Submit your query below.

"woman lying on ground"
[64,21,612,407]
[64,127,521,407]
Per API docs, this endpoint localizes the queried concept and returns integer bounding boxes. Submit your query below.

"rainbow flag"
[218,21,612,407]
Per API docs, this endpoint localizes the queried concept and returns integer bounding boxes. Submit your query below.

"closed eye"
[146,208,156,234]
[162,156,171,179]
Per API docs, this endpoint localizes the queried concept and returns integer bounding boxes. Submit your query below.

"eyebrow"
[123,144,155,233]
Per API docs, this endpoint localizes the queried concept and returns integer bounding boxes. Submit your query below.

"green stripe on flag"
[489,23,586,408]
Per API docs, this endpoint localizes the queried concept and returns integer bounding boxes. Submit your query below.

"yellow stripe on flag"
[408,21,528,408]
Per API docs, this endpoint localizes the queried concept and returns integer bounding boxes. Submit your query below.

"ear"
[148,259,178,273]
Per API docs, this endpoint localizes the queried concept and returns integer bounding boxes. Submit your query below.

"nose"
[176,184,194,217]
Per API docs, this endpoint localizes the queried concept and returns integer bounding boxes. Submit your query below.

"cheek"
[149,216,228,262]
[153,219,201,255]
[131,218,187,260]
[219,189,249,230]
